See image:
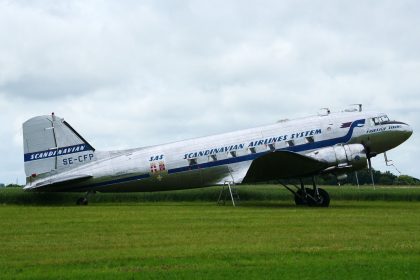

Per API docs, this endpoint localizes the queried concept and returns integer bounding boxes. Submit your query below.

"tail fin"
[23,113,95,183]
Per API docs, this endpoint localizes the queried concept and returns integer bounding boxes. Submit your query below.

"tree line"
[314,169,419,186]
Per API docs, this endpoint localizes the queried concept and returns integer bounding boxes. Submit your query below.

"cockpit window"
[371,115,390,126]
[381,115,390,122]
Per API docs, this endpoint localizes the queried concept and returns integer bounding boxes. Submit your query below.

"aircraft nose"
[394,123,413,146]
[367,122,413,154]
[402,123,413,139]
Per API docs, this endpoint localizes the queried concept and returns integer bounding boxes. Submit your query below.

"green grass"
[0,186,420,279]
[2,185,420,205]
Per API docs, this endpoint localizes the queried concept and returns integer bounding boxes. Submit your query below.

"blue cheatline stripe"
[77,119,365,190]
[285,119,365,153]
[24,144,94,162]
[168,153,258,174]
[170,118,365,174]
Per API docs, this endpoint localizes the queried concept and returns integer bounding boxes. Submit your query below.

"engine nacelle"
[305,144,368,172]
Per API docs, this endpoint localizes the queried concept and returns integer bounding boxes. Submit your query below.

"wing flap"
[243,151,329,183]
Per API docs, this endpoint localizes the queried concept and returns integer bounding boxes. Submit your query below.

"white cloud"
[0,0,419,183]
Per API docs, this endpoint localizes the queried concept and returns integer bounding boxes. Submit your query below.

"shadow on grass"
[1,186,420,206]
[0,191,81,206]
[228,201,296,209]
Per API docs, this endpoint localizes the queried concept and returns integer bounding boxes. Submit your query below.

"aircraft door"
[321,115,335,139]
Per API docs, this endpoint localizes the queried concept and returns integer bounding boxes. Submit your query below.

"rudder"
[23,113,95,183]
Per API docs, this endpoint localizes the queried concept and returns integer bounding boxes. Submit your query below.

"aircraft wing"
[242,151,329,183]
[24,174,92,192]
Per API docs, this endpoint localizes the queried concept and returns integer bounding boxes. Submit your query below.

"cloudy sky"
[0,0,418,184]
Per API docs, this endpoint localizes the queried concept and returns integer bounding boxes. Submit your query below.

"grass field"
[1,186,420,279]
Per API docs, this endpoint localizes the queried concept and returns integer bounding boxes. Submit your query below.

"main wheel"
[294,188,312,206]
[294,191,306,205]
[76,197,88,206]
[307,188,330,207]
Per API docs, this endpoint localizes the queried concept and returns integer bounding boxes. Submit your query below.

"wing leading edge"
[242,151,329,183]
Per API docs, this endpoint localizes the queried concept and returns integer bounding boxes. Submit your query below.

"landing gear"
[294,188,310,205]
[76,197,88,205]
[76,190,95,206]
[306,188,330,207]
[282,178,330,207]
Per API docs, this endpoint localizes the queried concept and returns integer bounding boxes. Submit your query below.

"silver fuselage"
[24,111,412,192]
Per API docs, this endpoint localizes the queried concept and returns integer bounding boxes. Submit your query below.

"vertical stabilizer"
[23,114,95,183]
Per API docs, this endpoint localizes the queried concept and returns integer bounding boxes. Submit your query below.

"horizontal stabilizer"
[24,174,92,191]
[243,151,328,183]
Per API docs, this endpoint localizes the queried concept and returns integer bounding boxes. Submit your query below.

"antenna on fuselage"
[318,108,330,116]
[350,104,362,112]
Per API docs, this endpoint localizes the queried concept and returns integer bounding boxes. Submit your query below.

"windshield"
[371,115,390,125]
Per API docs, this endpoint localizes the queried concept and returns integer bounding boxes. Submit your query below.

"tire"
[294,191,306,205]
[317,188,330,207]
[76,197,88,206]
[307,188,330,207]
[294,188,311,206]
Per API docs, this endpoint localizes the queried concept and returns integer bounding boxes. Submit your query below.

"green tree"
[396,175,420,185]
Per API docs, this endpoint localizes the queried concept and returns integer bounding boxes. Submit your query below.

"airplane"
[22,105,412,206]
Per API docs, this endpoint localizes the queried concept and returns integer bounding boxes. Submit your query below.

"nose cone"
[404,123,413,138]
[388,122,413,148]
[363,122,413,154]
[395,123,413,145]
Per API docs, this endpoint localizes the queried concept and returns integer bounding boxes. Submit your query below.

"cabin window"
[268,143,275,151]
[210,155,217,161]
[188,158,197,166]
[286,140,295,147]
[248,147,256,154]
[230,151,237,158]
[305,136,314,143]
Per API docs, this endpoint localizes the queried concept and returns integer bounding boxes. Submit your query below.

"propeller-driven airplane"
[22,105,412,206]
